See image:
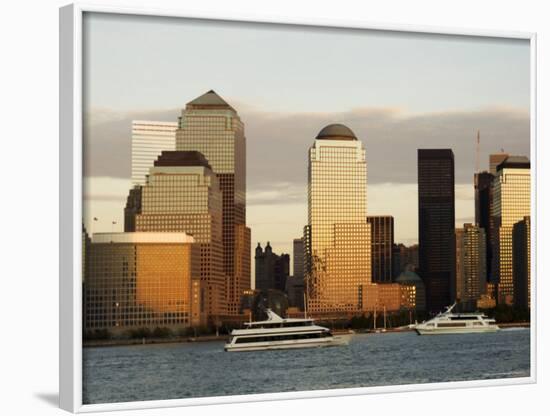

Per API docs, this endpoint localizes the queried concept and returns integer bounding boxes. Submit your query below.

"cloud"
[243,105,529,189]
[84,105,529,192]
[248,182,306,206]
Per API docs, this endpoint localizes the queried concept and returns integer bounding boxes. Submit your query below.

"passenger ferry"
[415,303,499,335]
[224,309,350,352]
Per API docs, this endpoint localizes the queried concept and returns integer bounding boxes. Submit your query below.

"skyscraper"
[134,151,225,320]
[455,224,487,311]
[418,149,456,312]
[513,216,531,309]
[123,185,142,232]
[131,120,177,186]
[474,171,494,282]
[176,90,250,316]
[492,156,530,304]
[293,237,305,279]
[305,124,371,314]
[286,238,305,310]
[367,216,394,283]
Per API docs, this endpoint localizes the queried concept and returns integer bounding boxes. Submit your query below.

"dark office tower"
[367,216,394,282]
[474,171,494,281]
[513,216,531,310]
[286,238,305,310]
[176,90,250,316]
[255,242,290,292]
[293,238,305,279]
[418,149,456,312]
[123,185,142,232]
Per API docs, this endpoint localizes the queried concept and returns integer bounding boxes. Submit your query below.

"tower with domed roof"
[304,124,371,314]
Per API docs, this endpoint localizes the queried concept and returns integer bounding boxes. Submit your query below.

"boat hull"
[415,326,499,335]
[224,335,350,352]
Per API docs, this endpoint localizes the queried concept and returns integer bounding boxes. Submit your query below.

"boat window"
[437,322,467,328]
[234,332,325,344]
[282,321,311,327]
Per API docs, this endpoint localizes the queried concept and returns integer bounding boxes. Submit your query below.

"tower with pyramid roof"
[176,90,251,319]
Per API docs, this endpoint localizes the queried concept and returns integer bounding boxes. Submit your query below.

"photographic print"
[79,11,532,406]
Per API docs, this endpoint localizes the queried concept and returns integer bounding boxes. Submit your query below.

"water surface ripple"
[83,328,530,404]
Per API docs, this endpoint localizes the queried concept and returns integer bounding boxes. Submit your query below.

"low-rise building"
[362,283,402,313]
[84,232,203,335]
[395,268,426,311]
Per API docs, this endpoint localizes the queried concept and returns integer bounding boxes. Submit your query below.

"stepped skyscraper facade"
[134,151,225,319]
[305,124,371,314]
[175,90,251,316]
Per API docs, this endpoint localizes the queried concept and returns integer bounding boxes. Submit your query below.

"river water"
[83,328,530,404]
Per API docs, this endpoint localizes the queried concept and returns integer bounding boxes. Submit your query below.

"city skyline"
[83,13,530,262]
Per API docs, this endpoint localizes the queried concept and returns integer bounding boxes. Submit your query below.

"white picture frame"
[59,2,537,413]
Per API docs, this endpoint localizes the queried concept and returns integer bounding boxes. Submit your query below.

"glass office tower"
[418,149,456,313]
[305,124,371,314]
[367,215,394,283]
[176,90,250,316]
[455,223,487,311]
[491,156,530,304]
[134,151,225,320]
[131,120,177,186]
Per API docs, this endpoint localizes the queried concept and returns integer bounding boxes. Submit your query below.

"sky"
[82,12,531,273]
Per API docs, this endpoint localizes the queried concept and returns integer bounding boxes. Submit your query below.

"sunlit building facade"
[491,156,530,305]
[134,151,225,319]
[455,224,486,311]
[84,232,202,333]
[176,90,250,316]
[305,124,371,314]
[131,120,177,186]
[395,268,426,311]
[362,283,402,313]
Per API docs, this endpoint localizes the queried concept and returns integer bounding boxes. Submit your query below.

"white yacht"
[224,309,350,352]
[415,303,499,335]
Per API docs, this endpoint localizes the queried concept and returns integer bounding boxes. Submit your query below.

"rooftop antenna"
[475,130,480,173]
